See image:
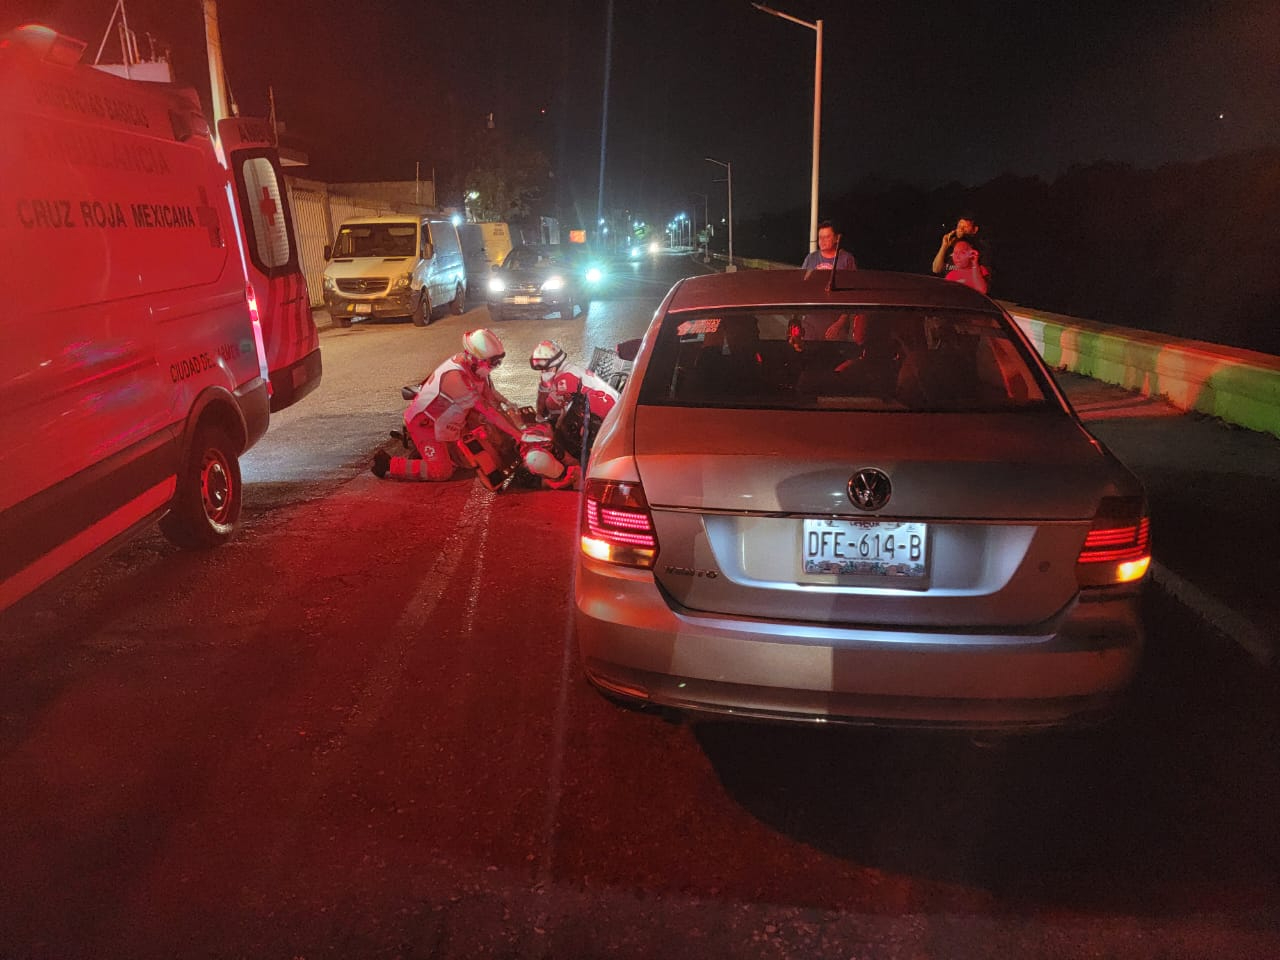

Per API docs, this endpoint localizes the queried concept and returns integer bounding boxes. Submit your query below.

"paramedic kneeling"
[376,328,524,481]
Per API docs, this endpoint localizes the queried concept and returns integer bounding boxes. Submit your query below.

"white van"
[476,221,513,268]
[322,216,467,327]
[0,25,272,612]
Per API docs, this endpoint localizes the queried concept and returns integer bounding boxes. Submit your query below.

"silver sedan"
[574,269,1151,732]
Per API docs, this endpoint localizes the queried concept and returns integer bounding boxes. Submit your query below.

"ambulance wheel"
[161,423,242,550]
[412,290,432,327]
[450,283,466,314]
[336,316,352,328]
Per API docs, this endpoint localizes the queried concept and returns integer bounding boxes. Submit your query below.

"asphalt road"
[1,253,1277,959]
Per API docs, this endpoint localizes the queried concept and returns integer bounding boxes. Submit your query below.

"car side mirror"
[422,242,435,260]
[323,244,332,261]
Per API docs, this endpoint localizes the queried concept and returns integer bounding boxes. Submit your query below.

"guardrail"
[704,252,1280,438]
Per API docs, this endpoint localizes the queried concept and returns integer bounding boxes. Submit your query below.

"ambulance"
[217,114,322,409]
[0,24,318,614]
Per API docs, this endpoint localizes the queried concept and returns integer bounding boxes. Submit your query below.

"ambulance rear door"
[218,117,322,412]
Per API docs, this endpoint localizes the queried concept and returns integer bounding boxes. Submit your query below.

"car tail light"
[1076,496,1151,587]
[581,479,658,569]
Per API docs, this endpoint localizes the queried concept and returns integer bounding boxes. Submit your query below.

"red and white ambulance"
[0,24,319,613]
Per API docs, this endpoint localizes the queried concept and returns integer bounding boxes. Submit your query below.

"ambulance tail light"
[1076,496,1151,587]
[245,284,271,395]
[581,479,658,569]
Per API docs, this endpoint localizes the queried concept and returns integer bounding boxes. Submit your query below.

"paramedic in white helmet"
[374,329,577,488]
[373,328,521,481]
[530,339,620,423]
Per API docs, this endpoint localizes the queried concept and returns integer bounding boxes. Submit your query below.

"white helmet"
[530,339,567,372]
[461,328,506,368]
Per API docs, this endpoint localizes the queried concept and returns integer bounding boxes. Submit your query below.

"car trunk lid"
[633,405,1122,627]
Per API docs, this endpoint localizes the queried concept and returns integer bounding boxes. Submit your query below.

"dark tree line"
[723,148,1280,357]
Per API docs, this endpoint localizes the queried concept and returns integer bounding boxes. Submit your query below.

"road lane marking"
[320,482,493,757]
[1151,561,1276,667]
[535,496,585,899]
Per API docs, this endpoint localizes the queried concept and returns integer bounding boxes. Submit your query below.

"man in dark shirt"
[931,214,985,275]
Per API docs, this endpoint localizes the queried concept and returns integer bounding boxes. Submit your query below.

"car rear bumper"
[575,560,1143,731]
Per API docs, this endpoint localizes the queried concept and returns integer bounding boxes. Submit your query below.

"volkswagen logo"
[847,468,892,511]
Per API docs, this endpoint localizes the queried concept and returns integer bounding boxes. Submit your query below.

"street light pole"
[752,3,822,254]
[705,157,735,272]
[691,192,709,262]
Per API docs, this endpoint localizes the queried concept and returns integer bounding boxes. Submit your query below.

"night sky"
[9,0,1280,225]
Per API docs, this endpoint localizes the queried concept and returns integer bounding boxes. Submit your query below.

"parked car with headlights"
[485,244,605,321]
[575,269,1151,733]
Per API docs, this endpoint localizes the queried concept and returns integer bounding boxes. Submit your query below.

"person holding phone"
[932,215,983,275]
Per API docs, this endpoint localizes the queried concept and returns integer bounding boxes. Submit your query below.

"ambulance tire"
[412,290,432,327]
[160,423,242,550]
[336,316,352,328]
[450,283,466,314]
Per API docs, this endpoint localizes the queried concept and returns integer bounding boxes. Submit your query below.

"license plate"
[354,303,373,314]
[511,295,539,304]
[802,519,928,578]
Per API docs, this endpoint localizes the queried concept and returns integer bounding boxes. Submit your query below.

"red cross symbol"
[195,187,223,248]
[259,186,278,227]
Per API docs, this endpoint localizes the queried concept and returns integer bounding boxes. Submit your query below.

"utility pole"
[595,0,615,237]
[202,1,232,126]
[705,157,735,272]
[752,3,822,254]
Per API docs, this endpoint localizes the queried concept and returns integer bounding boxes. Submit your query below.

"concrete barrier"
[705,253,1280,438]
[1002,304,1280,439]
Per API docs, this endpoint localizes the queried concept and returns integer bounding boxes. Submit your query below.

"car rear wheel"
[412,289,431,327]
[160,423,242,549]
[450,283,466,314]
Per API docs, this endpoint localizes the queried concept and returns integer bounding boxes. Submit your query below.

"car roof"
[665,269,998,312]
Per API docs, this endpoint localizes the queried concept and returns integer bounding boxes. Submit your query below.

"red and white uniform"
[536,362,619,421]
[402,353,512,480]
[378,328,579,489]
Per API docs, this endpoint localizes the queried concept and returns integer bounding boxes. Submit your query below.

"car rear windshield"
[636,307,1054,412]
